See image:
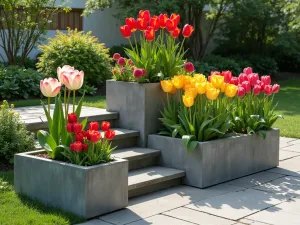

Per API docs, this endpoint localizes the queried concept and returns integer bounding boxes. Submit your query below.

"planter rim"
[15,150,127,170]
[150,128,279,145]
[107,79,160,85]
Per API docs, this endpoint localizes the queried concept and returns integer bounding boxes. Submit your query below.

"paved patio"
[79,137,300,225]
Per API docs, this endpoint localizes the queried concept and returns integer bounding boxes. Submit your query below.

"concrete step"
[35,128,140,150]
[112,148,161,171]
[22,107,119,133]
[128,166,185,198]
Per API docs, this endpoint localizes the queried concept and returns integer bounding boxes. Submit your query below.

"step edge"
[112,150,161,161]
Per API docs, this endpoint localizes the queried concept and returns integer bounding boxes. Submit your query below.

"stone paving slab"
[184,188,287,220]
[267,156,300,177]
[281,143,300,153]
[163,207,235,225]
[99,184,243,225]
[127,215,195,225]
[279,150,300,161]
[253,176,300,198]
[76,219,112,225]
[227,172,285,189]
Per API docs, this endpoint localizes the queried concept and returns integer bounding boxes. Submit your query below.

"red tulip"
[272,84,280,93]
[248,73,259,86]
[237,86,245,97]
[221,71,232,83]
[75,133,84,142]
[170,13,180,27]
[128,59,134,65]
[238,73,248,84]
[73,123,82,133]
[70,143,75,151]
[166,19,176,32]
[89,122,99,131]
[138,10,151,23]
[82,144,88,151]
[184,62,194,73]
[150,16,160,31]
[182,24,194,38]
[145,26,155,41]
[88,130,101,143]
[253,85,261,95]
[211,71,221,75]
[264,85,273,95]
[261,75,271,85]
[68,113,77,123]
[80,130,88,138]
[117,57,126,66]
[72,141,83,152]
[170,27,181,38]
[66,123,73,133]
[256,80,265,91]
[243,67,253,75]
[113,53,121,61]
[230,77,239,85]
[241,81,251,93]
[133,68,145,78]
[125,17,137,32]
[137,18,148,31]
[101,121,111,132]
[158,14,168,28]
[120,25,131,38]
[105,130,116,140]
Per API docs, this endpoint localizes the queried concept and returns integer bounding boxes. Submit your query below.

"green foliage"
[0,101,35,164]
[247,56,278,75]
[203,55,241,75]
[15,56,37,69]
[0,65,44,100]
[109,44,140,58]
[78,84,98,96]
[37,29,112,86]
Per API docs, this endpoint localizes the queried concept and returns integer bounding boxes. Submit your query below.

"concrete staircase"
[31,109,185,199]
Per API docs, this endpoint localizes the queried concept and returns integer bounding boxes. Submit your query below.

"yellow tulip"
[183,93,194,107]
[184,75,192,85]
[172,75,185,89]
[225,84,238,98]
[171,85,177,94]
[193,74,206,83]
[190,78,198,87]
[185,88,198,98]
[195,82,207,94]
[184,83,193,91]
[160,80,174,93]
[211,75,224,89]
[220,82,228,92]
[206,88,220,100]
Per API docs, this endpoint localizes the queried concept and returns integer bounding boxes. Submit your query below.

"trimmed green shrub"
[37,29,112,86]
[0,101,35,164]
[0,65,44,100]
[248,56,278,75]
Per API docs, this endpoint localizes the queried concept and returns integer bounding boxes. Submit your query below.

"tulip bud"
[68,113,77,123]
[230,77,239,85]
[237,86,246,97]
[101,121,111,132]
[105,130,116,140]
[256,80,265,91]
[184,62,194,73]
[261,76,271,85]
[158,14,168,28]
[221,71,232,83]
[82,144,89,151]
[128,59,134,65]
[253,85,261,95]
[182,24,194,38]
[138,10,151,23]
[241,81,251,93]
[72,141,83,152]
[89,122,99,131]
[75,133,84,142]
[117,57,126,66]
[248,73,259,86]
[264,85,273,96]
[243,67,253,75]
[73,123,82,133]
[133,68,144,78]
[66,123,74,133]
[272,84,280,93]
[113,53,121,61]
[238,73,248,84]
[120,25,131,38]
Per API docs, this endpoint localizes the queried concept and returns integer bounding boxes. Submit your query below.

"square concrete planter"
[106,80,167,147]
[148,129,279,188]
[14,150,128,218]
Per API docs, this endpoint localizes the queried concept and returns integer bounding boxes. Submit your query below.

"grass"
[0,171,85,225]
[11,95,106,109]
[273,79,300,138]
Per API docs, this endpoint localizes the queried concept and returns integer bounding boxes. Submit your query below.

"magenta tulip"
[238,73,248,84]
[40,78,61,98]
[230,77,239,85]
[272,84,280,93]
[241,81,251,93]
[248,73,259,86]
[237,86,245,97]
[264,85,273,96]
[243,67,253,75]
[261,75,271,85]
[253,85,261,95]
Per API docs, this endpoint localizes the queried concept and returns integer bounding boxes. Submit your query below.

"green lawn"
[273,79,300,138]
[0,171,85,225]
[11,95,106,109]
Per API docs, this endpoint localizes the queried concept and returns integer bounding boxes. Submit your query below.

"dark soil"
[35,153,51,159]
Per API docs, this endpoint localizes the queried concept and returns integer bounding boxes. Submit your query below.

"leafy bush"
[16,56,37,69]
[0,65,44,100]
[37,29,112,86]
[0,101,35,164]
[247,56,278,75]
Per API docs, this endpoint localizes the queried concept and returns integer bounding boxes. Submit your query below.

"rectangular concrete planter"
[106,80,167,147]
[14,150,128,218]
[148,129,279,188]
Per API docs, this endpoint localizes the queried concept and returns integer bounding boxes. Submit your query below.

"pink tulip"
[40,78,61,97]
[237,86,245,97]
[248,73,259,86]
[117,57,126,66]
[230,77,239,85]
[272,84,280,93]
[256,80,265,91]
[241,81,251,93]
[211,71,221,76]
[238,73,248,84]
[264,85,273,96]
[63,70,84,91]
[57,65,75,84]
[133,68,144,78]
[261,75,271,85]
[243,67,253,75]
[253,85,261,95]
[221,71,232,83]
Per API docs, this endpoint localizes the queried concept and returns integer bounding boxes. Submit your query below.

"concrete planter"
[14,150,128,218]
[148,129,279,188]
[106,80,166,147]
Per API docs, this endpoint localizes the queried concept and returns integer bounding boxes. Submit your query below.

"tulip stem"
[73,90,76,113]
[66,90,71,117]
[128,38,134,53]
[134,33,139,55]
[64,88,67,120]
[48,97,50,115]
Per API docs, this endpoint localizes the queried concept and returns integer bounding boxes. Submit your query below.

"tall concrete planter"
[148,129,279,188]
[14,150,128,219]
[106,80,167,147]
